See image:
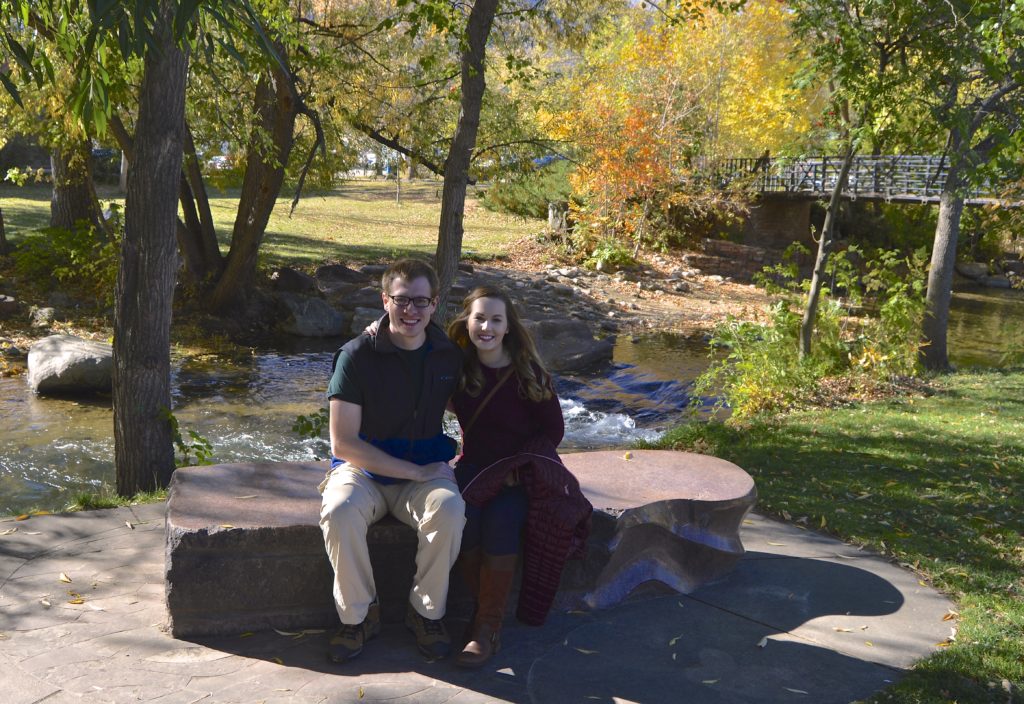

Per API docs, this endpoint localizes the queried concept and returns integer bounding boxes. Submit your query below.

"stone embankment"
[0,251,771,388]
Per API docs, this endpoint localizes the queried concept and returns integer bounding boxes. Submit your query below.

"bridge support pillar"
[742,197,812,250]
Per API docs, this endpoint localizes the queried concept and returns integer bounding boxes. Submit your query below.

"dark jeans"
[461,484,528,557]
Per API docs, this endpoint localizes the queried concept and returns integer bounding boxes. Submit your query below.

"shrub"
[698,246,928,419]
[692,298,851,420]
[12,212,121,307]
[481,159,574,219]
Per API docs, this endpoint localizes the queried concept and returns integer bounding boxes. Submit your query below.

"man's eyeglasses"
[386,294,435,309]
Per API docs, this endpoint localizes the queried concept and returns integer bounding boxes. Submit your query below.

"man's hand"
[421,461,456,484]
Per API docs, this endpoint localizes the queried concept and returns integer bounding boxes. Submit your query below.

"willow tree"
[1,0,283,495]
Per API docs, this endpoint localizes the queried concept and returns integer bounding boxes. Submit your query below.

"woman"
[447,285,592,668]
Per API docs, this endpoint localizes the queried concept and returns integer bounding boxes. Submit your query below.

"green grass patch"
[653,369,1024,702]
[1,179,541,271]
[66,489,168,512]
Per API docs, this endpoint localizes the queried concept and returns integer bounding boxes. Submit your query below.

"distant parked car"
[207,155,231,170]
[532,154,566,169]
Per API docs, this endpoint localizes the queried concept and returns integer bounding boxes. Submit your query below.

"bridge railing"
[703,155,995,201]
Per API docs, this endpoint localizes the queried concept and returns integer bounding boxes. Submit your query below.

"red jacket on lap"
[461,437,592,626]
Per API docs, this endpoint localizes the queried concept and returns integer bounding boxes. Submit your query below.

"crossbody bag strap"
[461,366,516,436]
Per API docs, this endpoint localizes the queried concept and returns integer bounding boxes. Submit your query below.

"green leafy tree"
[790,0,1024,372]
[1,0,282,495]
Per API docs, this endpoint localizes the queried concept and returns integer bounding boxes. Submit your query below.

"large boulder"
[979,274,1012,289]
[27,334,112,395]
[955,261,989,280]
[327,285,384,311]
[277,294,350,337]
[525,319,615,373]
[349,307,384,336]
[270,267,317,294]
[0,294,20,321]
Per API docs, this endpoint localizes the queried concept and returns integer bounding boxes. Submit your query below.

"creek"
[1,285,1022,516]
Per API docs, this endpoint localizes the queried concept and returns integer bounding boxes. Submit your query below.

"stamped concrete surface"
[0,503,955,704]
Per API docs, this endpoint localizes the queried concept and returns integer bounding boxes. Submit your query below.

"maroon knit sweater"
[453,364,591,626]
[451,363,564,474]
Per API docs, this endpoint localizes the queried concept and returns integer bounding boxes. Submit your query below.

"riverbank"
[652,368,1024,703]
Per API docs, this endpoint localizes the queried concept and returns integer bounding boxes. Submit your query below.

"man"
[320,259,465,664]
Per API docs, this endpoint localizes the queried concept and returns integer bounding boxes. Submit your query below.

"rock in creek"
[27,334,113,396]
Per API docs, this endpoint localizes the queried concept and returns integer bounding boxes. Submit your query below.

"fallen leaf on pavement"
[0,528,17,536]
[669,633,684,646]
[15,514,30,521]
[943,610,959,621]
[757,637,769,648]
[235,495,259,499]
[702,680,718,685]
[219,524,235,529]
[272,657,284,665]
[833,627,853,632]
[574,647,599,655]
[125,521,134,530]
[59,572,72,583]
[784,688,809,694]
[767,541,786,547]
[40,598,51,608]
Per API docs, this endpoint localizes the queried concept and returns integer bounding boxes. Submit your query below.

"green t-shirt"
[327,345,428,410]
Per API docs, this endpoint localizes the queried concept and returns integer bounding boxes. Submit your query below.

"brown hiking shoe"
[327,599,381,664]
[405,603,451,661]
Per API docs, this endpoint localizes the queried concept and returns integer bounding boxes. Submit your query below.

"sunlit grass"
[66,489,168,512]
[653,369,1024,703]
[1,178,541,269]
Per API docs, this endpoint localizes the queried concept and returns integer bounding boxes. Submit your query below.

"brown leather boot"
[457,548,482,597]
[457,548,483,641]
[456,553,517,668]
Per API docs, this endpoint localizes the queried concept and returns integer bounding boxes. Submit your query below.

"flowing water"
[2,286,1022,516]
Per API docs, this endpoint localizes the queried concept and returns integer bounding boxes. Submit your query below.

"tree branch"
[350,120,447,177]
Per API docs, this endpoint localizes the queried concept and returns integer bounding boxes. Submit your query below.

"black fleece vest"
[334,317,462,443]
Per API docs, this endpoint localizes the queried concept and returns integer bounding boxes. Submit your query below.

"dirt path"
[486,236,771,338]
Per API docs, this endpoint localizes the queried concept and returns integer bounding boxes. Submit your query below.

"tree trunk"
[184,124,222,273]
[921,176,965,372]
[208,49,297,314]
[800,146,855,359]
[176,122,222,283]
[433,0,499,321]
[0,205,8,256]
[50,140,105,232]
[113,1,189,496]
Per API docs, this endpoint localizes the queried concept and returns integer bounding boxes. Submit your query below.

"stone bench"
[164,450,755,637]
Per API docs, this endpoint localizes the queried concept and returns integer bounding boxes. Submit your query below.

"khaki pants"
[319,464,466,625]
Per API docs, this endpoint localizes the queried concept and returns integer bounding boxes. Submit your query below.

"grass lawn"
[653,369,1024,703]
[0,178,542,269]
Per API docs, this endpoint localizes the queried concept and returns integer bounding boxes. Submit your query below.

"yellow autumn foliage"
[549,0,823,254]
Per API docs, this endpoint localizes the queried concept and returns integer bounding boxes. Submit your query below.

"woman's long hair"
[447,286,553,402]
